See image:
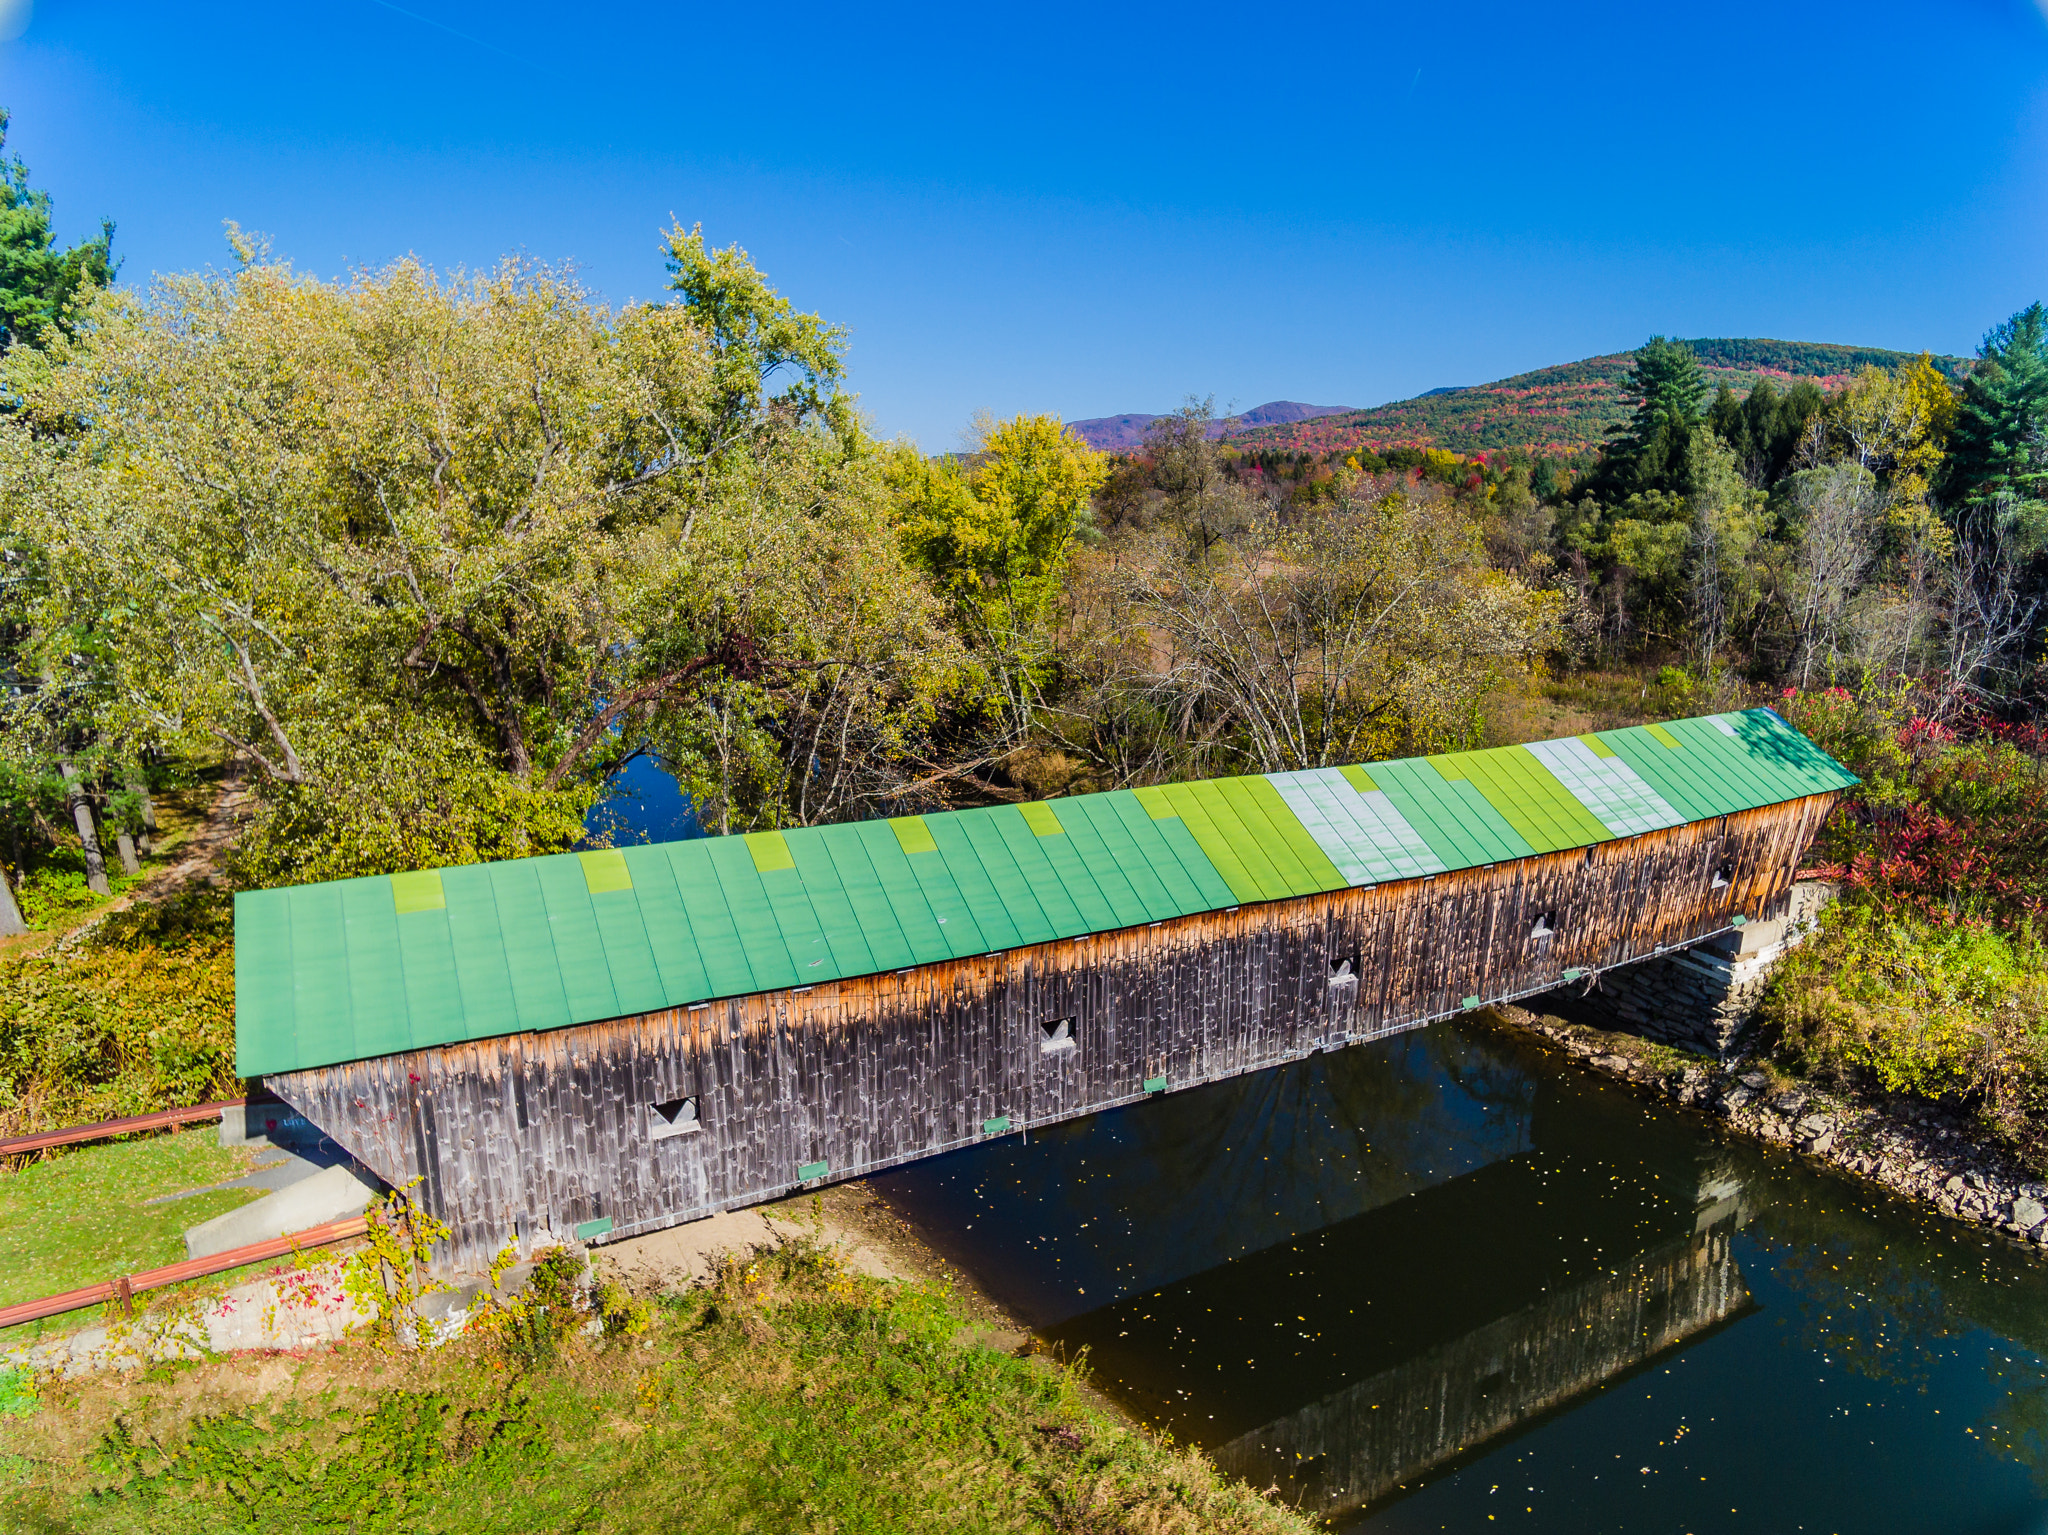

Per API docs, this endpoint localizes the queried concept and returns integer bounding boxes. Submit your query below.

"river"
[869,1017,2048,1532]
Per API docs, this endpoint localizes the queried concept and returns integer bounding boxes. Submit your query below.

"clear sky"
[6,0,2047,447]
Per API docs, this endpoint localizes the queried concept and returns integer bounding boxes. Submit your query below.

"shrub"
[0,890,238,1134]
[1781,688,2048,928]
[1763,901,2048,1168]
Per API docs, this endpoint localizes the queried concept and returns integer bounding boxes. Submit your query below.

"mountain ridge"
[1066,400,1355,451]
[1071,339,1968,459]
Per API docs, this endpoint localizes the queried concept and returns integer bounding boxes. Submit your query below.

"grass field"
[0,1236,1316,1535]
[0,1130,263,1345]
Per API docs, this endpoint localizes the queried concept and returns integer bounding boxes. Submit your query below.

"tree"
[893,413,1106,628]
[1942,304,2048,519]
[0,110,114,352]
[1581,337,1709,502]
[1146,397,1256,552]
[1706,375,1824,487]
[1935,306,2048,702]
[889,414,1106,792]
[1785,463,1882,688]
[1686,431,1765,670]
[1101,478,1563,773]
[1835,356,1955,501]
[0,230,953,882]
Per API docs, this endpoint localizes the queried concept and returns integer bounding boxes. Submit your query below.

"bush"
[1781,687,2048,927]
[0,890,239,1134]
[1763,902,2048,1167]
[16,1237,1319,1534]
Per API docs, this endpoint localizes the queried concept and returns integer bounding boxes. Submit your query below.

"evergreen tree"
[1581,336,1708,502]
[0,109,115,351]
[1705,375,1822,487]
[1941,302,2048,519]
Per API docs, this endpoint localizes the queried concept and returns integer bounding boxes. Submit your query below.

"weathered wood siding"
[268,793,1833,1271]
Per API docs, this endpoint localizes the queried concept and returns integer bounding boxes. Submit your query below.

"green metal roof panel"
[664,842,758,997]
[813,825,917,971]
[1446,747,1614,852]
[235,708,1854,1076]
[934,813,1039,949]
[619,847,713,1003]
[1522,738,1684,837]
[1154,780,1267,904]
[1037,797,1154,928]
[1370,758,1533,868]
[848,820,954,966]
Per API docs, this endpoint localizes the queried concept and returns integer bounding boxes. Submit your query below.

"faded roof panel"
[235,708,1854,1076]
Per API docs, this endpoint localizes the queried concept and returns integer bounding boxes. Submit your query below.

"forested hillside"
[1226,339,1969,457]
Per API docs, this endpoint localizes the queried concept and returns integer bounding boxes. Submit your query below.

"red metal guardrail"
[0,1098,256,1157]
[0,1215,371,1330]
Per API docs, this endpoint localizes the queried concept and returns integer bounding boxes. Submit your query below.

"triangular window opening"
[1711,861,1733,890]
[1530,913,1555,942]
[1039,1017,1077,1055]
[651,1096,701,1139]
[1327,956,1360,1013]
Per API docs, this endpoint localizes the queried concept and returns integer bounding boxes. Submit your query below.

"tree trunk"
[128,770,157,855]
[61,760,111,897]
[115,830,141,876]
[0,859,26,938]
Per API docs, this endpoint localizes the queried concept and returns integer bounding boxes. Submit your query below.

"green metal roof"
[234,708,1854,1076]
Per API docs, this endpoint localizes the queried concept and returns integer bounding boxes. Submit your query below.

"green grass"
[0,1238,1317,1535]
[0,1130,259,1333]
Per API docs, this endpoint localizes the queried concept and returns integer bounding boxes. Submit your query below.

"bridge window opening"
[1326,957,1360,1012]
[1711,860,1734,890]
[650,1096,700,1140]
[1529,913,1555,943]
[1040,1017,1077,1055]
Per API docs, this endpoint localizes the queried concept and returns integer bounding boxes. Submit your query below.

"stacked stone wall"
[1555,882,1836,1057]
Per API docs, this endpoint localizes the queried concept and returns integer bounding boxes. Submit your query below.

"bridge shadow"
[872,1024,1538,1328]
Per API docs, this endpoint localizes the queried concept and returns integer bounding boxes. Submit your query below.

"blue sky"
[6,0,2047,446]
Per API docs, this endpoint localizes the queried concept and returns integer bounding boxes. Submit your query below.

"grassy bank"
[0,1130,264,1340]
[0,1237,1317,1535]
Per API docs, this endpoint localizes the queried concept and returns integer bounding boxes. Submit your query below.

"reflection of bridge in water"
[1213,1213,1749,1517]
[1045,1137,1753,1522]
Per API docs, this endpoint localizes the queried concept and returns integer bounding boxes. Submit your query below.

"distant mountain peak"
[1066,399,1356,452]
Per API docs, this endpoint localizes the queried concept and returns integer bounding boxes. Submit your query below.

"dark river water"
[869,1018,2048,1533]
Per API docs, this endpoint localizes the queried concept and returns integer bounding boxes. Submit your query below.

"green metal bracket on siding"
[982,1116,1011,1135]
[797,1159,829,1182]
[574,1216,613,1241]
[1731,915,1747,926]
[1143,1075,1167,1094]
[1461,995,1482,1010]
[1561,968,1585,981]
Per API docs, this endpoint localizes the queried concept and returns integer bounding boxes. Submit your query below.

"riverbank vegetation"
[0,1236,1319,1535]
[1760,687,2048,1168]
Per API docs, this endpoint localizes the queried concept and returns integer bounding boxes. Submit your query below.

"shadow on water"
[871,1018,2048,1533]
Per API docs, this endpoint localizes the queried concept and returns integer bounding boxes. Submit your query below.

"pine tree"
[0,108,115,351]
[1582,336,1709,501]
[1941,302,2048,518]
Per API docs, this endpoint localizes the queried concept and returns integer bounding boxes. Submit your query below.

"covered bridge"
[236,709,1854,1271]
